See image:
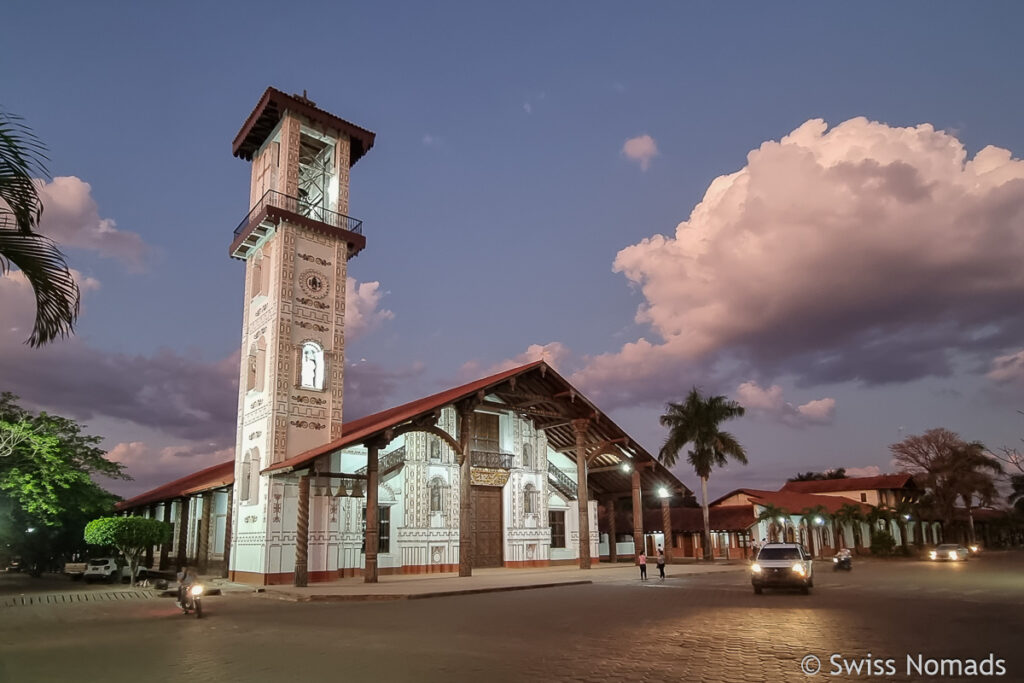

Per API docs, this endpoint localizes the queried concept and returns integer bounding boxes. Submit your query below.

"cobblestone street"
[1,552,1021,682]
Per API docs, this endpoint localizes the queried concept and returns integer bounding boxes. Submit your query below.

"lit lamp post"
[777,516,786,543]
[814,516,825,558]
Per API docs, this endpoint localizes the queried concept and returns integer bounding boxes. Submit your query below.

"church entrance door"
[471,486,503,568]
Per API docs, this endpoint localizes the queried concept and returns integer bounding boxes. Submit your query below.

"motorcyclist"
[176,566,198,607]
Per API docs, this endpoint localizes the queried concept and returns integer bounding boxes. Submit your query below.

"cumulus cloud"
[458,342,572,381]
[622,134,658,170]
[987,349,1024,384]
[735,381,836,427]
[577,117,1024,407]
[345,277,394,340]
[843,465,882,478]
[36,176,147,269]
[103,440,233,498]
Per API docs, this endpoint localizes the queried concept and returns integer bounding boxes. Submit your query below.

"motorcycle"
[178,583,204,618]
[832,549,852,571]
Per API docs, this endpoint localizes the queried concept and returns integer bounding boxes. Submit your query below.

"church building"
[115,89,689,585]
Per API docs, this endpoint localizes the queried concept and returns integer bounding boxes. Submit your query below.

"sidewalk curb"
[278,579,594,603]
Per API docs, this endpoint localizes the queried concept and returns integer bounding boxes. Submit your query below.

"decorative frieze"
[296,320,330,332]
[297,252,332,267]
[296,296,330,310]
[289,419,327,431]
[470,468,510,487]
[292,395,327,406]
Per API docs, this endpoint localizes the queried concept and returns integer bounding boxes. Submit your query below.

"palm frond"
[0,230,79,345]
[0,109,50,233]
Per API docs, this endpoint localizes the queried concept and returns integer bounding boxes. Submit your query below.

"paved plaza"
[1,553,1022,682]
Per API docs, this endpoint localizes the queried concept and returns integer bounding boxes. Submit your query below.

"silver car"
[928,544,969,562]
[751,543,814,594]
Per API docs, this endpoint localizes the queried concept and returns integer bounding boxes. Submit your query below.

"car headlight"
[751,563,762,574]
[970,545,979,553]
[190,585,204,596]
[792,563,806,575]
[949,552,958,560]
[929,551,937,559]
[832,557,838,563]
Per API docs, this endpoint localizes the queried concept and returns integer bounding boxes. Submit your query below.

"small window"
[361,506,390,554]
[523,484,536,514]
[549,510,566,548]
[522,443,533,470]
[240,455,252,503]
[860,493,867,503]
[429,438,441,461]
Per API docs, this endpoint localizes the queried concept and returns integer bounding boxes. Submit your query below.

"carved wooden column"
[145,504,156,569]
[159,501,172,570]
[572,418,591,569]
[607,497,618,563]
[661,496,673,561]
[458,405,475,577]
[631,467,643,558]
[176,497,190,570]
[295,474,310,587]
[364,438,383,583]
[197,492,212,573]
[222,486,233,579]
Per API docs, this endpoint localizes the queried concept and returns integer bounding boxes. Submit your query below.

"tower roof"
[232,87,376,164]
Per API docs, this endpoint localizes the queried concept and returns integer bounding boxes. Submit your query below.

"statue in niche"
[301,342,324,390]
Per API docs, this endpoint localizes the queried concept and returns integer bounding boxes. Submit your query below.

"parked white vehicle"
[83,557,142,583]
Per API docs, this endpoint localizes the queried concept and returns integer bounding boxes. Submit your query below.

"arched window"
[240,452,252,503]
[429,438,441,462]
[247,337,267,392]
[522,443,533,470]
[523,484,536,514]
[300,341,325,390]
[248,448,260,504]
[429,478,444,513]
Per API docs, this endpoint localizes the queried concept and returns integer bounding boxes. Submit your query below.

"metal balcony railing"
[470,450,515,469]
[235,189,363,240]
[356,446,406,477]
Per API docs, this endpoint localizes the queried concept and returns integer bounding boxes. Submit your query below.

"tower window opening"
[300,341,325,391]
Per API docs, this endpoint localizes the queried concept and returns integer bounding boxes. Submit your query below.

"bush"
[84,517,170,584]
[869,528,896,556]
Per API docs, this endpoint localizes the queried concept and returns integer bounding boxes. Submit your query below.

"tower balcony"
[230,190,365,260]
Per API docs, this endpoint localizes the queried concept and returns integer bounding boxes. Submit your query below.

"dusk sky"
[3,2,1023,499]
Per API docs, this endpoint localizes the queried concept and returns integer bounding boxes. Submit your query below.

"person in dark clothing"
[657,547,666,579]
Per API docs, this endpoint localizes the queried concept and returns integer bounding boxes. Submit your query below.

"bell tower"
[228,88,375,583]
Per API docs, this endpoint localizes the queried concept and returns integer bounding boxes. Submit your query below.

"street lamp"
[814,516,824,526]
[658,487,669,499]
[25,527,35,534]
[620,463,631,473]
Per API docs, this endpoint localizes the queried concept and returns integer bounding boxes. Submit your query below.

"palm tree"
[833,503,865,554]
[755,504,790,543]
[659,388,747,560]
[799,505,831,557]
[1,108,79,346]
[951,441,1002,545]
[892,499,918,548]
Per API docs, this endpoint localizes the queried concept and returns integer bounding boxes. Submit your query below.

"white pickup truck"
[63,561,87,580]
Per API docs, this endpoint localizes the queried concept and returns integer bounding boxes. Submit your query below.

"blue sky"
[3,2,1024,497]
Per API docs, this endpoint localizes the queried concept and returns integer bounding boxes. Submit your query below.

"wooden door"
[471,486,503,568]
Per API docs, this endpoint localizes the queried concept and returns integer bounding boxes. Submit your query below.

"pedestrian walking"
[657,547,666,579]
[638,551,647,580]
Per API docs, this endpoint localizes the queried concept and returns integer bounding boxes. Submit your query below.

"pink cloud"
[575,117,1024,406]
[103,440,233,498]
[36,176,147,269]
[345,277,394,340]
[622,134,658,171]
[987,349,1024,385]
[460,342,572,381]
[734,380,836,427]
[843,465,882,478]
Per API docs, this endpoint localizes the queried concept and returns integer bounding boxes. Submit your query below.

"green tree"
[892,499,919,548]
[787,468,847,482]
[0,394,124,570]
[659,388,747,560]
[833,503,865,554]
[84,517,169,585]
[755,504,790,543]
[0,108,79,346]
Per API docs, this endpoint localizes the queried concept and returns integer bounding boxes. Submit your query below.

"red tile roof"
[263,361,546,475]
[115,460,234,511]
[713,488,873,515]
[779,474,915,494]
